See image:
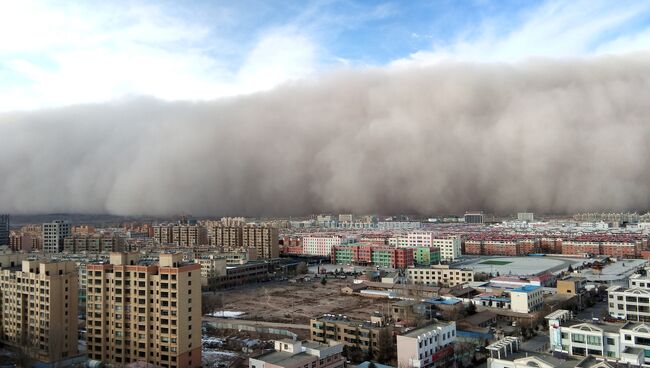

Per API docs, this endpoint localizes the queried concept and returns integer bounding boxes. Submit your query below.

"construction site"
[211,278,391,325]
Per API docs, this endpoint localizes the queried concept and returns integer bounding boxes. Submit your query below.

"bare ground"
[218,279,390,324]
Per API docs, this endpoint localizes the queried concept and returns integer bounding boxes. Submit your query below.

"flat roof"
[511,285,541,293]
[401,322,454,338]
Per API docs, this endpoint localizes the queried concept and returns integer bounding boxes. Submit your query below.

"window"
[571,334,585,343]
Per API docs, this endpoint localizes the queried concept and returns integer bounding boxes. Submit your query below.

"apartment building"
[43,220,72,253]
[388,236,408,247]
[509,285,543,314]
[407,265,474,287]
[0,258,79,363]
[242,226,280,259]
[249,339,344,368]
[0,215,8,246]
[153,223,208,247]
[210,225,279,259]
[310,314,392,354]
[86,253,202,368]
[396,321,456,368]
[303,236,343,256]
[195,256,227,286]
[64,234,121,253]
[9,230,42,252]
[432,236,461,261]
[330,244,414,269]
[405,233,460,261]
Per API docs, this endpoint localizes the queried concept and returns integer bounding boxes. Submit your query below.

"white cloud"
[0,1,317,111]
[391,0,650,67]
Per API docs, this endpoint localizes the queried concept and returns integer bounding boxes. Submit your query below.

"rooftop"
[401,321,454,338]
[511,285,541,293]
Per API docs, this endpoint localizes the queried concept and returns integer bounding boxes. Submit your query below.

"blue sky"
[1,0,649,111]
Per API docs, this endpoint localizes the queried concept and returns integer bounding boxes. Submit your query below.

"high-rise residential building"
[0,257,79,364]
[242,225,279,259]
[86,252,201,368]
[153,223,208,247]
[42,220,72,253]
[0,214,9,246]
[210,224,279,259]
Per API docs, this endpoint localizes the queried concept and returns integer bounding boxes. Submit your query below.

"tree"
[466,302,477,315]
[202,293,224,316]
[375,328,396,363]
[567,264,574,273]
[321,277,327,286]
[296,262,308,275]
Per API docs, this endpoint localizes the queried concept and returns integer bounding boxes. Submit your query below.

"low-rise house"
[249,339,344,368]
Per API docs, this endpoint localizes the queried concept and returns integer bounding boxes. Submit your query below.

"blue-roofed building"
[510,285,543,313]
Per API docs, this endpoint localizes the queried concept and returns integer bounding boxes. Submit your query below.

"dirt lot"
[217,279,390,324]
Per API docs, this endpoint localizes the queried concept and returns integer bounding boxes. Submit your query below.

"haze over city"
[5,2,650,368]
[2,1,650,216]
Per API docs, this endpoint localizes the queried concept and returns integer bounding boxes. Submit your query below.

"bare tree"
[296,262,308,275]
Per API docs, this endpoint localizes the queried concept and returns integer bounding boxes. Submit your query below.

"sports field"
[479,260,512,265]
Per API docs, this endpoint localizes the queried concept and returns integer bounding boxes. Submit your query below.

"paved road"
[576,301,609,320]
[203,316,310,330]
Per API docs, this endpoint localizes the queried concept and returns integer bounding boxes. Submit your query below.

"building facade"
[43,220,72,253]
[153,223,208,247]
[210,225,279,259]
[310,314,392,354]
[407,265,474,287]
[86,253,202,368]
[509,285,543,314]
[0,215,8,246]
[396,322,456,368]
[0,259,79,363]
[303,236,343,256]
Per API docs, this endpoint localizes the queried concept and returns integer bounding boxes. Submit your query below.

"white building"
[377,222,421,230]
[509,285,544,314]
[432,236,462,261]
[405,233,461,261]
[42,220,72,253]
[302,235,342,256]
[629,274,650,289]
[388,236,409,247]
[607,286,650,321]
[407,265,473,287]
[546,309,650,366]
[397,321,456,368]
